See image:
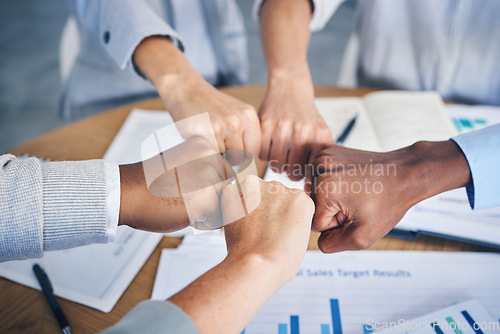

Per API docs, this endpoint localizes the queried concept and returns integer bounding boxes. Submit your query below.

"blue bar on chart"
[290,315,300,334]
[278,323,288,334]
[321,324,330,334]
[363,324,374,334]
[431,322,445,334]
[330,299,343,334]
[461,310,484,334]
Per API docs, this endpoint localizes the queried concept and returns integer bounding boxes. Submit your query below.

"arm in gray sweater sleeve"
[0,154,108,262]
[101,300,199,334]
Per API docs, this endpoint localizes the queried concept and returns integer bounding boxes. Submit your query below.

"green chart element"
[445,316,463,334]
[453,118,488,133]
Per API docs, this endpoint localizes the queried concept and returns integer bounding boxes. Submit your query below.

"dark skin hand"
[311,140,472,253]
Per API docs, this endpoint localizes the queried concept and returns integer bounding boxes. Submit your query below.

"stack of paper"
[377,300,500,334]
[152,233,500,333]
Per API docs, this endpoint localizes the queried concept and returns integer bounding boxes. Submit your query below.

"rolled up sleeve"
[451,124,500,210]
[252,0,345,32]
[70,0,184,77]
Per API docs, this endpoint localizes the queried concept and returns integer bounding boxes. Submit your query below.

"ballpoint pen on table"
[335,115,358,145]
[33,264,72,334]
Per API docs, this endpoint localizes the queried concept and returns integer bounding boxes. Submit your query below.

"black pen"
[336,115,358,145]
[33,264,72,334]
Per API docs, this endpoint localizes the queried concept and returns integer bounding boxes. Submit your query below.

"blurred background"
[0,0,357,153]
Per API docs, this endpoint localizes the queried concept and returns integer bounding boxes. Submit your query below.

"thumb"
[317,220,375,253]
[311,199,345,233]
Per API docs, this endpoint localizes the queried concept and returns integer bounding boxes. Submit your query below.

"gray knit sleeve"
[101,300,200,334]
[0,154,109,262]
[41,158,108,251]
[0,154,44,262]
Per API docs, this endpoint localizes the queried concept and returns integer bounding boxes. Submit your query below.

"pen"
[335,115,358,145]
[33,264,72,334]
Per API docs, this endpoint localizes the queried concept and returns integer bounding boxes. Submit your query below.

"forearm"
[260,0,314,88]
[401,140,472,207]
[168,253,288,334]
[132,36,207,117]
[118,163,189,232]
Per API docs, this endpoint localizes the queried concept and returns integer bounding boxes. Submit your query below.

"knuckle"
[221,183,239,201]
[226,115,242,132]
[318,238,335,253]
[260,117,275,133]
[351,236,373,250]
[212,122,223,136]
[242,105,257,119]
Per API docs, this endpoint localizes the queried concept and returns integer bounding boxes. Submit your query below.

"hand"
[258,0,332,180]
[118,137,232,233]
[311,141,472,253]
[133,36,261,158]
[168,176,314,334]
[223,175,315,279]
[259,72,333,181]
[164,81,262,158]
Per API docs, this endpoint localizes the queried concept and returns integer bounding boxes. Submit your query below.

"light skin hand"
[169,176,315,334]
[133,36,262,157]
[259,0,333,180]
[311,141,472,253]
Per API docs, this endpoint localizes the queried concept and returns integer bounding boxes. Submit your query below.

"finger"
[224,132,244,152]
[311,175,344,232]
[304,142,324,194]
[243,121,262,159]
[286,130,309,181]
[221,175,262,228]
[311,202,343,232]
[286,146,307,181]
[213,122,227,154]
[269,124,291,173]
[317,220,376,253]
[259,118,273,161]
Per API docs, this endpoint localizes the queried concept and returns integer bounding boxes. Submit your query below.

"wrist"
[398,140,472,207]
[268,64,312,88]
[155,72,209,117]
[267,66,314,100]
[118,163,144,227]
[225,250,296,284]
[132,36,207,116]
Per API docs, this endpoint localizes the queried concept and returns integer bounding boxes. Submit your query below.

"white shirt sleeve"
[252,0,345,32]
[451,124,500,210]
[69,0,185,77]
[104,162,120,242]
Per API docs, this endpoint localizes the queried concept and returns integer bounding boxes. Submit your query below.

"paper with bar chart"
[377,300,500,334]
[447,104,500,134]
[151,236,500,334]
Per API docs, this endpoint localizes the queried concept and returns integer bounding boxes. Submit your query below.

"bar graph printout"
[152,237,500,334]
[377,300,500,334]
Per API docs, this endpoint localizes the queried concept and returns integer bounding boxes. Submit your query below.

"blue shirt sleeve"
[69,0,184,77]
[450,124,500,210]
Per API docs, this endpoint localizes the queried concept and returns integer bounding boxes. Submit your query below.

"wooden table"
[1,85,497,333]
